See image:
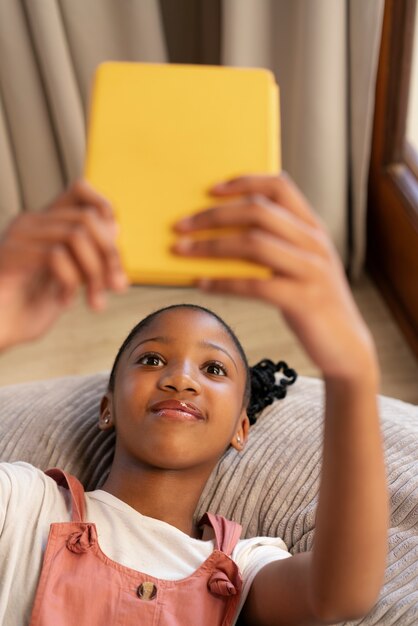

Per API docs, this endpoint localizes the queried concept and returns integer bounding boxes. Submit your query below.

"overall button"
[137,581,157,601]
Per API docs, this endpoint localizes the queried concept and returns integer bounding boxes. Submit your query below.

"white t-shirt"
[0,462,290,625]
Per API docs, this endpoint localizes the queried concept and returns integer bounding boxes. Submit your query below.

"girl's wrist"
[0,285,21,352]
[322,347,380,391]
[0,319,18,352]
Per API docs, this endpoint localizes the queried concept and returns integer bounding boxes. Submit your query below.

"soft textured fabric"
[0,373,417,624]
[0,462,290,626]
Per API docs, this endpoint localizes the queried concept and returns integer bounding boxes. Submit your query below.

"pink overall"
[29,469,243,626]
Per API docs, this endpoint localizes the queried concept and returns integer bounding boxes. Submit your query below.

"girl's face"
[101,308,249,472]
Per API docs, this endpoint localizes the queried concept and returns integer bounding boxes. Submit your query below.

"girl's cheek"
[119,370,147,394]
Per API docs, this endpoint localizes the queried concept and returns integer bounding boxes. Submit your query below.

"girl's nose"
[158,364,201,394]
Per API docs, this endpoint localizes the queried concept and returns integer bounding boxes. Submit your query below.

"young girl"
[0,174,388,625]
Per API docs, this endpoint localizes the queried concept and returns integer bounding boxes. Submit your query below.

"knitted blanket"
[0,373,417,624]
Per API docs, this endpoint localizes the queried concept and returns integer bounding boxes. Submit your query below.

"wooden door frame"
[367,0,418,357]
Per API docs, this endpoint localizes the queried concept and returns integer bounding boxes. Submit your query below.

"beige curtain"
[348,0,385,277]
[0,0,383,275]
[0,0,167,231]
[222,0,384,274]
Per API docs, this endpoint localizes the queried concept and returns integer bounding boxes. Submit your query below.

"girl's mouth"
[149,400,205,421]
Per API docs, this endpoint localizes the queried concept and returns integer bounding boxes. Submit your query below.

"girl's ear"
[230,410,250,452]
[99,393,114,430]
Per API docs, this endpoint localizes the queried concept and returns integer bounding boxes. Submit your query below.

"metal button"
[137,581,157,601]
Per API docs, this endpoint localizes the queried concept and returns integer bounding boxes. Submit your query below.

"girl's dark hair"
[108,304,297,424]
[247,358,297,422]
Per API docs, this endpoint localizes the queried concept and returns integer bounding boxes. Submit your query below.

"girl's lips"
[149,400,205,421]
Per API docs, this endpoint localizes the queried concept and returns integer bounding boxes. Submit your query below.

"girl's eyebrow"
[197,341,238,371]
[128,336,238,370]
[128,336,168,358]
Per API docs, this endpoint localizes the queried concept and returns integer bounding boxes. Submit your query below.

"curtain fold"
[0,0,167,219]
[58,0,167,108]
[24,0,86,182]
[0,93,22,232]
[160,0,221,64]
[0,0,64,214]
[348,0,385,277]
[221,0,384,272]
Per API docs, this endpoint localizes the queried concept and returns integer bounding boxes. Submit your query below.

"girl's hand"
[0,180,128,351]
[174,173,377,381]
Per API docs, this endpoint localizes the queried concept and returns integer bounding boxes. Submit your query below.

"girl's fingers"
[5,234,105,312]
[24,216,110,309]
[57,226,107,309]
[48,244,104,311]
[196,276,296,310]
[15,209,127,293]
[175,196,329,258]
[210,172,320,228]
[197,277,268,298]
[50,179,114,221]
[46,245,82,306]
[43,208,127,291]
[173,230,316,279]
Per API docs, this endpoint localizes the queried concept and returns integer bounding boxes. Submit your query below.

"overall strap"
[45,468,86,523]
[200,513,242,556]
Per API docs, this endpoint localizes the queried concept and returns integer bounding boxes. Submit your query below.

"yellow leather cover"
[84,62,280,284]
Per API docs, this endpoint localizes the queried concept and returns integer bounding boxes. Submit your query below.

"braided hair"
[247,359,297,424]
[108,304,297,422]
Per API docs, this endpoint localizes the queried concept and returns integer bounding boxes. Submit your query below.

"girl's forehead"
[130,308,241,356]
[138,308,232,341]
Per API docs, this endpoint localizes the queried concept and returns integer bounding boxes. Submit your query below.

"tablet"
[85,62,280,284]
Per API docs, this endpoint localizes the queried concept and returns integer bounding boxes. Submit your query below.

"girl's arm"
[173,173,389,625]
[242,368,387,625]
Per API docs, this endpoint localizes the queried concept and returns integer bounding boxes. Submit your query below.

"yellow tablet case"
[85,62,280,285]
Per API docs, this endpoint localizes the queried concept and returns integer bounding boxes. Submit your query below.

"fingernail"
[112,272,128,291]
[92,292,106,310]
[197,279,212,290]
[173,238,193,253]
[211,182,230,192]
[175,217,193,230]
[110,221,120,237]
[60,292,74,308]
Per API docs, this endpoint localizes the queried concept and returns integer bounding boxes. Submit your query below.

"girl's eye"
[137,353,165,367]
[204,362,227,377]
